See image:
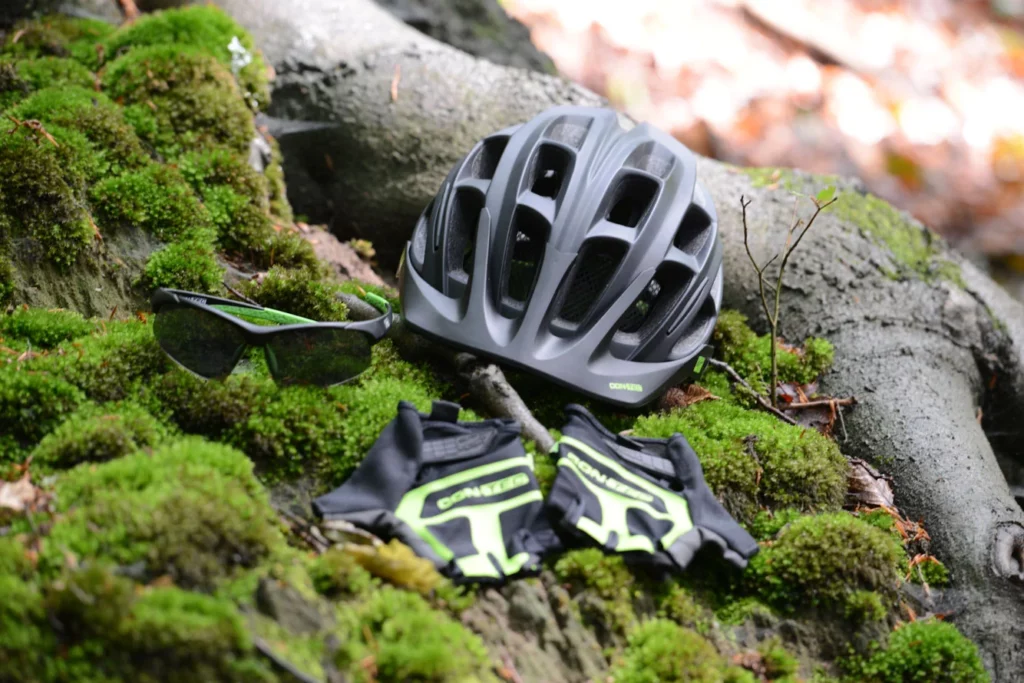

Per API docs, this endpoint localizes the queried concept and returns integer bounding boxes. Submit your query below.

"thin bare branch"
[708,358,798,425]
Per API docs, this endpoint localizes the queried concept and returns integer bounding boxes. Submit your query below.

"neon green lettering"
[609,382,643,392]
[436,473,530,511]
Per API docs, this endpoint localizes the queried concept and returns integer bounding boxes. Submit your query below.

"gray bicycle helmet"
[398,105,722,408]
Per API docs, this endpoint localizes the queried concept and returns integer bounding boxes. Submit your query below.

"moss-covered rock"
[748,513,902,616]
[141,228,224,293]
[1,15,114,64]
[0,306,96,347]
[633,391,848,525]
[554,548,637,637]
[41,437,286,589]
[240,265,349,322]
[9,56,95,92]
[91,163,212,242]
[31,400,172,469]
[97,6,270,109]
[11,86,148,180]
[308,548,377,600]
[842,620,988,683]
[101,44,254,159]
[0,369,84,462]
[608,619,738,683]
[337,586,497,682]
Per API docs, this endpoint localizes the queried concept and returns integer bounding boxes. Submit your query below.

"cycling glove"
[547,404,759,571]
[313,401,557,583]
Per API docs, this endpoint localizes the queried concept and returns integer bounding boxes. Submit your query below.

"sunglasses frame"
[150,287,393,384]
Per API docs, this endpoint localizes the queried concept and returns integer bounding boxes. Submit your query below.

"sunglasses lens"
[264,328,373,387]
[153,304,247,379]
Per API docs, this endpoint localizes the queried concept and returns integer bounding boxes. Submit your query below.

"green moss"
[240,265,348,322]
[251,613,326,682]
[265,136,293,221]
[554,548,637,635]
[0,60,31,109]
[749,513,902,616]
[31,400,172,470]
[0,251,12,308]
[831,192,963,286]
[43,437,285,589]
[844,590,887,625]
[263,229,320,270]
[749,508,804,541]
[309,548,377,599]
[42,565,273,681]
[363,338,447,397]
[0,571,52,680]
[633,398,847,525]
[12,86,148,180]
[142,228,225,293]
[327,377,435,484]
[0,369,84,459]
[713,597,775,626]
[143,369,269,439]
[714,310,834,392]
[7,56,95,99]
[101,44,254,159]
[3,15,114,64]
[0,307,96,348]
[91,163,211,242]
[99,6,270,109]
[760,640,800,679]
[0,122,94,267]
[609,619,730,683]
[657,584,712,635]
[842,620,988,683]
[910,558,950,587]
[338,587,497,683]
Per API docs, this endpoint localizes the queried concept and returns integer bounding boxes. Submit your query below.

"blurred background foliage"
[500,0,1024,296]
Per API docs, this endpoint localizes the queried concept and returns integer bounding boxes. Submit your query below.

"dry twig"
[708,358,797,425]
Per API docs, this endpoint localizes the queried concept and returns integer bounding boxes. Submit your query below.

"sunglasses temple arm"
[212,304,316,325]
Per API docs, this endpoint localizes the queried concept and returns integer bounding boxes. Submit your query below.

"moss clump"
[11,86,147,179]
[98,6,270,109]
[0,558,52,680]
[714,310,834,392]
[101,45,254,159]
[11,56,95,92]
[143,369,269,439]
[633,394,848,525]
[0,307,95,348]
[749,513,902,615]
[657,584,712,634]
[31,400,172,470]
[240,265,348,322]
[842,620,988,683]
[142,229,224,293]
[0,123,95,267]
[609,619,734,683]
[41,565,273,681]
[265,136,293,221]
[91,164,211,242]
[554,548,637,635]
[308,548,376,599]
[42,437,285,589]
[910,558,950,587]
[0,250,13,308]
[0,370,84,461]
[363,338,447,397]
[338,587,497,682]
[0,60,31,109]
[831,192,963,286]
[2,15,114,64]
[749,508,804,541]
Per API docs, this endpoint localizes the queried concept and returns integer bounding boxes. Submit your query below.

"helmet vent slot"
[552,239,627,331]
[500,207,548,315]
[670,295,716,360]
[528,144,571,200]
[674,204,712,255]
[544,115,592,149]
[465,135,509,181]
[444,188,483,291]
[614,263,692,348]
[624,142,675,179]
[604,175,659,228]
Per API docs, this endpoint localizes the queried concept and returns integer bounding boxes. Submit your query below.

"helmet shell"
[399,106,722,407]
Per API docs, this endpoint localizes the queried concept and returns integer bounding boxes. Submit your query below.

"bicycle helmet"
[398,105,722,408]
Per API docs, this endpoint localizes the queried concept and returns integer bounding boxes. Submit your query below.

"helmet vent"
[674,204,712,255]
[551,239,627,330]
[670,295,716,360]
[544,115,592,149]
[614,263,692,347]
[465,135,509,181]
[444,188,484,290]
[528,144,571,200]
[604,175,659,228]
[624,142,675,179]
[500,207,548,314]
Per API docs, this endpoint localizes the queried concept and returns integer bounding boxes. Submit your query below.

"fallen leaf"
[846,458,895,509]
[659,384,720,411]
[0,473,46,513]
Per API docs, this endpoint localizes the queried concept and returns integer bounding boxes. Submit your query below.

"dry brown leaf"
[0,473,46,513]
[846,458,896,509]
[659,384,720,411]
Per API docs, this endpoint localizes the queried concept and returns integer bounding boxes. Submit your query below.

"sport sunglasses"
[150,288,392,387]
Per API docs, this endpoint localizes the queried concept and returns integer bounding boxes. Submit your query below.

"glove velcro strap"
[420,429,499,463]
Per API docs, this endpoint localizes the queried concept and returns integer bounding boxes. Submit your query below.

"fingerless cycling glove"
[313,401,557,583]
[547,404,759,571]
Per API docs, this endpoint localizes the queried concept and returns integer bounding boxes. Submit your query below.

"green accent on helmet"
[556,435,694,553]
[693,356,706,374]
[394,456,541,578]
[609,382,643,392]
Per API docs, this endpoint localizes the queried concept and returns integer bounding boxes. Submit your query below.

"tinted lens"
[264,328,372,387]
[153,304,247,379]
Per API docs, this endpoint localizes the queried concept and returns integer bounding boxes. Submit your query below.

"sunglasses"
[150,288,393,387]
